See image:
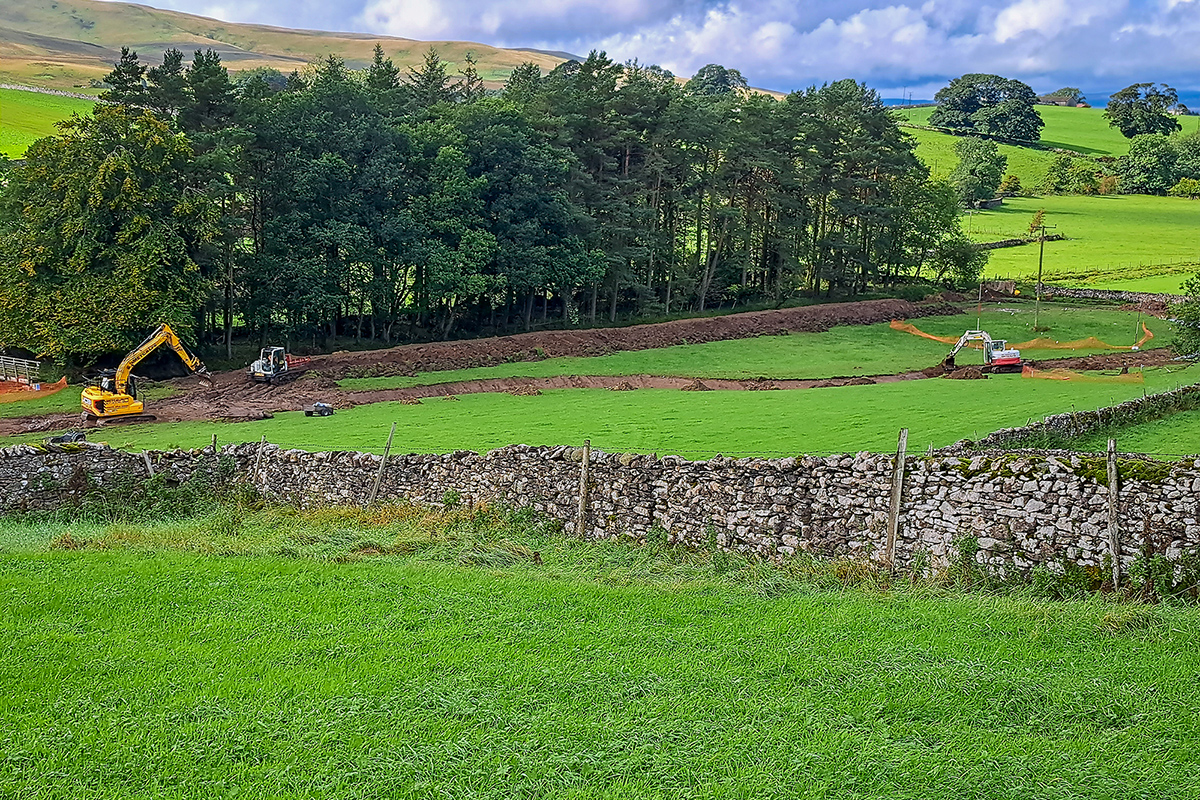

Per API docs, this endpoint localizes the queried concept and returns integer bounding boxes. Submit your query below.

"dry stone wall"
[2,441,1198,578]
[946,383,1200,452]
[1040,286,1183,304]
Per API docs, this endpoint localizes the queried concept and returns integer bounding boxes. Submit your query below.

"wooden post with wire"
[576,439,592,538]
[1107,438,1121,589]
[886,428,909,573]
[1033,222,1057,331]
[368,422,397,506]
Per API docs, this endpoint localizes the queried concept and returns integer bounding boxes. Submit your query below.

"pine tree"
[100,47,148,106]
[408,47,453,108]
[457,53,485,103]
[146,48,188,115]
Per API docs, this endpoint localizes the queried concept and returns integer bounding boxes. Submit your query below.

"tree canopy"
[0,48,979,365]
[0,106,215,364]
[930,74,1044,142]
[1105,83,1183,138]
[951,137,1007,204]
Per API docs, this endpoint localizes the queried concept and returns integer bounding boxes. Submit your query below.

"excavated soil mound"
[609,381,638,391]
[680,380,713,391]
[921,364,949,378]
[399,396,422,405]
[1033,348,1176,371]
[1120,300,1171,319]
[508,385,542,396]
[844,376,876,386]
[944,367,987,380]
[310,298,957,381]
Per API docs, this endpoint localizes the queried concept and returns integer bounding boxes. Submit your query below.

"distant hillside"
[893,104,1145,187]
[895,105,1135,157]
[0,0,565,92]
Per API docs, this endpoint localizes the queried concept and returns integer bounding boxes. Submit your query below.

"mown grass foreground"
[2,506,1200,799]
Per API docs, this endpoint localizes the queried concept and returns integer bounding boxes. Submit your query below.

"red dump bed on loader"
[285,355,313,371]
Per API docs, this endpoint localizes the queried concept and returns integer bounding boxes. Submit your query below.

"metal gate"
[0,356,42,385]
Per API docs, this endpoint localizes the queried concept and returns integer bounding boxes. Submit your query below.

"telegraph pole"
[1033,223,1057,331]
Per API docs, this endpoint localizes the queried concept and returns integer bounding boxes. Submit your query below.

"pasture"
[0,301,1182,457]
[53,365,1195,458]
[0,87,94,157]
[971,196,1200,288]
[2,510,1199,799]
[896,104,1132,156]
[901,126,1055,186]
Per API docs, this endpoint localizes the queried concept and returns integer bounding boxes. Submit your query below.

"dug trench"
[0,298,1179,437]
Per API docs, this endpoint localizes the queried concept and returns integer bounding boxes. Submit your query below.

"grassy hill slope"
[0,0,564,91]
[896,105,1133,156]
[0,87,94,157]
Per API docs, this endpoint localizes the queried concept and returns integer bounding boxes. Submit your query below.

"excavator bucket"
[196,367,214,389]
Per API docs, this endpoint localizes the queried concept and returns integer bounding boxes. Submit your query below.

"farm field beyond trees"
[3,516,1199,799]
[0,87,94,158]
[896,104,1135,156]
[901,126,1055,186]
[970,196,1200,288]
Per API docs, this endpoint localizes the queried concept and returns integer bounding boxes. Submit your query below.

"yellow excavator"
[81,324,211,424]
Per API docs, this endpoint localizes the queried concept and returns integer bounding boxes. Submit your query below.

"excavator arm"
[944,330,992,368]
[112,324,210,395]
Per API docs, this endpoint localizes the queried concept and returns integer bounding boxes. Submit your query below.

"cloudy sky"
[143,0,1200,98]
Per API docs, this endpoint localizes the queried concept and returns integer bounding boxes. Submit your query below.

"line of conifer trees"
[0,46,979,363]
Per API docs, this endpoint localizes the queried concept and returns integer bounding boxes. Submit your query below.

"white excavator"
[943,330,1023,374]
[248,346,312,384]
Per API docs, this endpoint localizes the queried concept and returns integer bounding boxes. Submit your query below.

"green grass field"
[901,126,1056,186]
[2,507,1199,799]
[51,365,1195,458]
[1071,407,1200,456]
[2,506,1200,800]
[970,196,1200,287]
[0,87,94,157]
[896,105,1132,156]
[341,303,1167,390]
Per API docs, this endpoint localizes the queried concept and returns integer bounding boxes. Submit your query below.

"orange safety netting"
[1021,365,1145,383]
[0,376,68,403]
[889,320,1154,351]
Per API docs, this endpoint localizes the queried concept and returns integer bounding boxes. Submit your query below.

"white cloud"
[992,0,1122,43]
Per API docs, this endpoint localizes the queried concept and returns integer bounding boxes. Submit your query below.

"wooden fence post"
[141,452,155,478]
[576,439,591,537]
[886,428,909,573]
[1107,438,1121,588]
[368,422,397,506]
[251,435,266,489]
